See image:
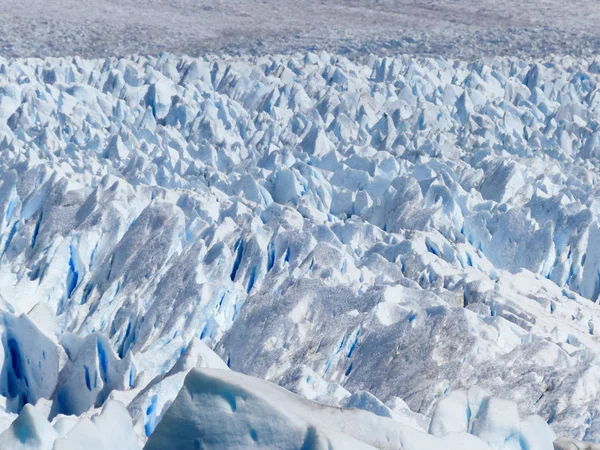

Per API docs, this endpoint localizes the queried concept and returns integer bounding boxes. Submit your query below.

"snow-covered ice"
[1,0,600,58]
[2,51,600,447]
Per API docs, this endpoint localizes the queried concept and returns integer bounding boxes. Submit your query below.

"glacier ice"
[2,51,600,447]
[146,368,549,450]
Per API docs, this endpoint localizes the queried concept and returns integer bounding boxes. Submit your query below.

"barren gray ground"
[1,0,599,58]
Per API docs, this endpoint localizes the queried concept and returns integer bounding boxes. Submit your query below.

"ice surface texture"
[145,368,553,450]
[1,0,600,58]
[1,52,600,446]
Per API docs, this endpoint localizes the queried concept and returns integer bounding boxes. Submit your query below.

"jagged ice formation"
[1,52,600,447]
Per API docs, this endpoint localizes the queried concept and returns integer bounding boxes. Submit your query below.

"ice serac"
[0,399,139,450]
[126,338,229,442]
[0,313,65,413]
[145,368,495,450]
[430,387,556,450]
[52,332,134,417]
[0,404,57,450]
[52,400,138,450]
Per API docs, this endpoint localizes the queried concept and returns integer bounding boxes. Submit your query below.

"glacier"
[3,0,600,59]
[1,52,600,447]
